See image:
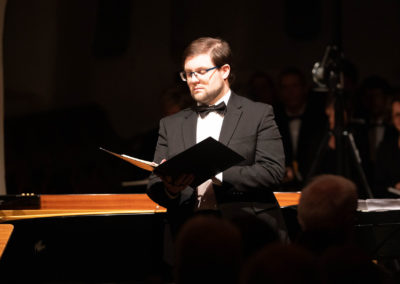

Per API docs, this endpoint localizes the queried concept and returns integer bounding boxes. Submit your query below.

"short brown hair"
[297,174,358,232]
[182,37,234,83]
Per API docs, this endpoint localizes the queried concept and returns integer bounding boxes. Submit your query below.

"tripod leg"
[305,130,331,184]
[345,131,374,198]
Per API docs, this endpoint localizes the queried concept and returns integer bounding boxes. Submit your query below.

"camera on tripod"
[312,45,344,93]
[307,45,374,199]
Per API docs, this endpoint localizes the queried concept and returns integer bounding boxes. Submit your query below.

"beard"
[190,83,225,105]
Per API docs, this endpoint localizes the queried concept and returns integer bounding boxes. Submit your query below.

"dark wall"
[3,0,400,194]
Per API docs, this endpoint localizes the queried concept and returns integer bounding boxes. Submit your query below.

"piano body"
[1,193,399,283]
[0,194,169,283]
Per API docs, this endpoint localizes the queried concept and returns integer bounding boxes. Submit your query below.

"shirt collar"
[215,89,231,106]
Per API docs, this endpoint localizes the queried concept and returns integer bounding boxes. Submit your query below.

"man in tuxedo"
[274,67,327,190]
[146,37,288,242]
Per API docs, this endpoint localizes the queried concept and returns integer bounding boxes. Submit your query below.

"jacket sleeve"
[146,119,195,209]
[222,105,285,191]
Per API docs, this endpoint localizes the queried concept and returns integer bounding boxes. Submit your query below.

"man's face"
[392,101,400,132]
[183,53,229,105]
[366,88,387,117]
[279,74,307,110]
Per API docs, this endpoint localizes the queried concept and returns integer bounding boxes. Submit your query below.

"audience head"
[278,67,309,113]
[174,214,242,284]
[319,245,394,284]
[240,243,319,284]
[297,174,358,233]
[246,71,277,105]
[231,213,280,260]
[358,75,392,120]
[159,86,193,116]
[391,94,400,133]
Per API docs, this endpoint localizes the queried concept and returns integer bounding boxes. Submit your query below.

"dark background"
[3,0,400,194]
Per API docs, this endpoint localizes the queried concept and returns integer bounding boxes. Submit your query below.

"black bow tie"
[194,102,227,118]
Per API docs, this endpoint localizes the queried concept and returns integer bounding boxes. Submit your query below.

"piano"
[0,193,399,283]
[0,192,301,282]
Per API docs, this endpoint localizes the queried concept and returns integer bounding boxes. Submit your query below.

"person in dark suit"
[274,67,327,190]
[373,94,400,198]
[146,37,288,242]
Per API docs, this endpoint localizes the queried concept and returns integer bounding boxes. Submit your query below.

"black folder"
[100,137,245,188]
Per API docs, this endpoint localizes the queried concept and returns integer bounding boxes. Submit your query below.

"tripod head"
[312,45,344,93]
[312,45,347,147]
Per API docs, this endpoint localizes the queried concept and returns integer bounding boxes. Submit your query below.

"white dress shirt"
[285,104,306,158]
[196,90,231,209]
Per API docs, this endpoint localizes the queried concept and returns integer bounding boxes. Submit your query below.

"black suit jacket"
[146,92,287,237]
[274,97,327,187]
[374,128,400,198]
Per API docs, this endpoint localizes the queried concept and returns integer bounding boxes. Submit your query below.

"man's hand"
[282,166,294,183]
[161,173,195,195]
[158,159,195,195]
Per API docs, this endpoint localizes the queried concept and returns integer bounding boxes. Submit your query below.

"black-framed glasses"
[179,66,219,82]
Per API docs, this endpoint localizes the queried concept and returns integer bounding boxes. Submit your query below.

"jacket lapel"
[219,93,243,146]
[182,109,197,149]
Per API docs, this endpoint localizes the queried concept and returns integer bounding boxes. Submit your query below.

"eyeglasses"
[179,66,219,82]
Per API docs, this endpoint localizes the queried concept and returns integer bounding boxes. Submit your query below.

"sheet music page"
[100,147,157,171]
[358,198,400,212]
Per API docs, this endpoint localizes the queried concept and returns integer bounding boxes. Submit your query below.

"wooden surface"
[274,192,301,207]
[0,224,13,258]
[0,194,166,221]
[0,192,300,221]
[41,193,164,210]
